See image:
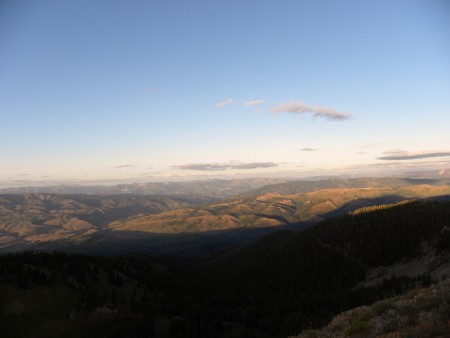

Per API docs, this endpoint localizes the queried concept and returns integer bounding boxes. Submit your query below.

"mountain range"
[0,178,285,197]
[1,177,450,255]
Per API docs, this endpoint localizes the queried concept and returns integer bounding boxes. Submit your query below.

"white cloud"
[270,101,351,120]
[215,98,236,109]
[172,161,278,171]
[244,99,265,107]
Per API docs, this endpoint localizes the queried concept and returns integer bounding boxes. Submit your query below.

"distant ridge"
[0,178,285,197]
[241,177,450,196]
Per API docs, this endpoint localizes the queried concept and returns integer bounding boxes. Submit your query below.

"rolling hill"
[1,178,450,255]
[109,184,450,233]
[0,193,212,251]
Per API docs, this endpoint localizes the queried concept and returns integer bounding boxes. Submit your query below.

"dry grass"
[110,185,450,234]
[292,280,450,338]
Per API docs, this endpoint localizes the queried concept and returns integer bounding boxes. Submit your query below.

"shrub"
[344,320,371,336]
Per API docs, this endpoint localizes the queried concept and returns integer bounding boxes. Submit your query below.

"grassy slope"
[0,193,213,248]
[293,279,450,338]
[110,185,450,233]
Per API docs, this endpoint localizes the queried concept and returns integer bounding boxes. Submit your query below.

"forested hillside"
[1,200,450,337]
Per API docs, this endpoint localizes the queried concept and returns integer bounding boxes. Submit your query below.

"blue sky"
[1,0,449,186]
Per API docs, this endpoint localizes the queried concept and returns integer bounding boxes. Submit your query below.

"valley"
[1,178,449,255]
[0,193,213,251]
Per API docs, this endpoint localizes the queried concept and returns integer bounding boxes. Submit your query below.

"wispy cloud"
[346,159,450,170]
[270,101,351,120]
[378,151,450,161]
[172,161,278,171]
[113,164,137,169]
[215,98,236,109]
[360,144,377,149]
[244,99,265,107]
[298,148,320,152]
[382,149,408,155]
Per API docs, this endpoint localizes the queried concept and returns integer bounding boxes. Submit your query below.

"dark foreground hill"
[1,200,450,337]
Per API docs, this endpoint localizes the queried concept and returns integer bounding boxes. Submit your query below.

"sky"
[1,0,449,187]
